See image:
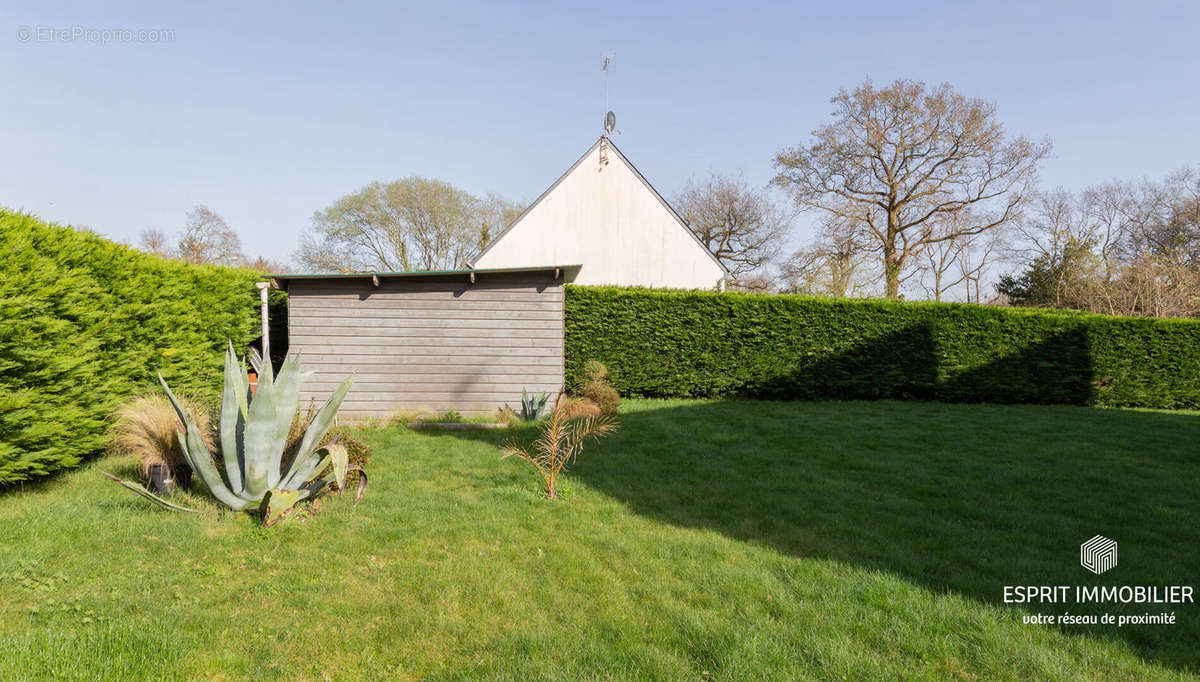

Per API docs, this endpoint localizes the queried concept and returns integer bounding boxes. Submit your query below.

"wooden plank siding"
[284,272,564,419]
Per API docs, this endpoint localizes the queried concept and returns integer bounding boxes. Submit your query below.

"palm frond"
[497,393,619,499]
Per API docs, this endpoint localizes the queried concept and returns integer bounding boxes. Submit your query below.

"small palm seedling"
[500,394,617,499]
[104,341,362,526]
[509,388,550,421]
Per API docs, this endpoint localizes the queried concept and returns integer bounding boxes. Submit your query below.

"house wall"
[472,140,727,289]
[285,272,563,419]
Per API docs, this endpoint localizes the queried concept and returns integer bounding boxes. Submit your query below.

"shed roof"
[267,264,581,288]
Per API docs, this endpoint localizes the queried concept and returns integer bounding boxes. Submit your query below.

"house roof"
[469,136,731,276]
[267,264,581,288]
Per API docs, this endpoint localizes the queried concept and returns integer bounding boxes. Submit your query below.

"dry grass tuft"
[108,393,214,479]
[560,396,602,418]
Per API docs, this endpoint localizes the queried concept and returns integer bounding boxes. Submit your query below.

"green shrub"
[582,360,608,381]
[0,210,265,485]
[564,286,1200,409]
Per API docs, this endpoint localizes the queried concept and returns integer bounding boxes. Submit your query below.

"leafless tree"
[957,232,1001,304]
[779,210,879,297]
[916,211,1006,302]
[176,205,244,266]
[244,256,293,273]
[675,173,791,278]
[139,228,174,259]
[773,78,1050,298]
[1000,169,1200,317]
[918,236,969,302]
[728,274,778,293]
[1011,189,1106,272]
[475,192,526,254]
[297,178,523,272]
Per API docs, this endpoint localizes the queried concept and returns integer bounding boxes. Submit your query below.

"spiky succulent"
[512,389,550,421]
[105,341,361,526]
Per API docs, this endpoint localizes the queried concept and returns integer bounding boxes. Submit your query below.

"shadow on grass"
[449,398,1200,672]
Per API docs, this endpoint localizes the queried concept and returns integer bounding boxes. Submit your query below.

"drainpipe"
[255,281,271,362]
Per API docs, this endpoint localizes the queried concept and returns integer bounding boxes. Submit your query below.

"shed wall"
[285,272,564,418]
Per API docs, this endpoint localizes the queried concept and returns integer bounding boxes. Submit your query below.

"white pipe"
[255,281,271,361]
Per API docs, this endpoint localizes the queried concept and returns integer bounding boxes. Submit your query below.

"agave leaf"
[248,346,263,375]
[159,374,252,511]
[296,460,366,504]
[345,464,368,504]
[328,442,349,493]
[220,342,247,495]
[262,487,310,527]
[281,375,354,488]
[101,472,206,514]
[258,338,275,387]
[241,354,303,498]
[282,446,331,492]
[227,341,250,422]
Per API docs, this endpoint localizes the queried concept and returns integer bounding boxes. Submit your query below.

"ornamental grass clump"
[501,393,617,500]
[108,393,214,481]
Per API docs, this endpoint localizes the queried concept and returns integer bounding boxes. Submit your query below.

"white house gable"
[472,138,728,289]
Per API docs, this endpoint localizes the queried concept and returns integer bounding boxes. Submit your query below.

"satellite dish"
[604,111,616,135]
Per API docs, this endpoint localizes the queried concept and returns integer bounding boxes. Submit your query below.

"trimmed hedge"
[564,286,1200,409]
[0,211,264,485]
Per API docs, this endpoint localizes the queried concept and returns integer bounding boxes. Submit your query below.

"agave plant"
[104,342,361,526]
[509,389,550,421]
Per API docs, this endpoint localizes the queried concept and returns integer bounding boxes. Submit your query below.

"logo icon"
[1081,535,1118,574]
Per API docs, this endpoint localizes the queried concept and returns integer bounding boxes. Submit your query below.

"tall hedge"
[0,211,264,485]
[564,286,1200,409]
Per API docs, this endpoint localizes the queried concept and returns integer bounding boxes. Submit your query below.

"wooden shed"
[271,266,576,419]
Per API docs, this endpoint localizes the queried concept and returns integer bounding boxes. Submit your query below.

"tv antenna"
[601,54,616,136]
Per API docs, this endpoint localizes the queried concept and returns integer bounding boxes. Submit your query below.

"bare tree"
[773,78,1050,298]
[1000,169,1200,317]
[244,256,293,273]
[1011,189,1102,272]
[139,228,174,259]
[915,211,1006,302]
[919,237,969,302]
[176,206,244,266]
[957,232,1001,304]
[675,173,791,278]
[779,211,879,297]
[297,178,522,272]
[475,193,525,254]
[728,274,778,293]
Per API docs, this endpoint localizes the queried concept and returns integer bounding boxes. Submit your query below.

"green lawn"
[1,399,1198,680]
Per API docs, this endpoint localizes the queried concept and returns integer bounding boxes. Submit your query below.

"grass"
[0,399,1197,680]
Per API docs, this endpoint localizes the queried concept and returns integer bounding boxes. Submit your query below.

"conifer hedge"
[564,286,1200,409]
[0,211,263,485]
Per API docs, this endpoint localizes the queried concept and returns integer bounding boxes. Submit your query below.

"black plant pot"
[149,463,191,495]
[148,463,175,495]
[171,463,192,491]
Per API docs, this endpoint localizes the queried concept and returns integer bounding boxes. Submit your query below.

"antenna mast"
[602,55,611,123]
[600,54,616,168]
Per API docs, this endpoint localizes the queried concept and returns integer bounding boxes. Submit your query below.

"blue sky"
[3,0,1198,262]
